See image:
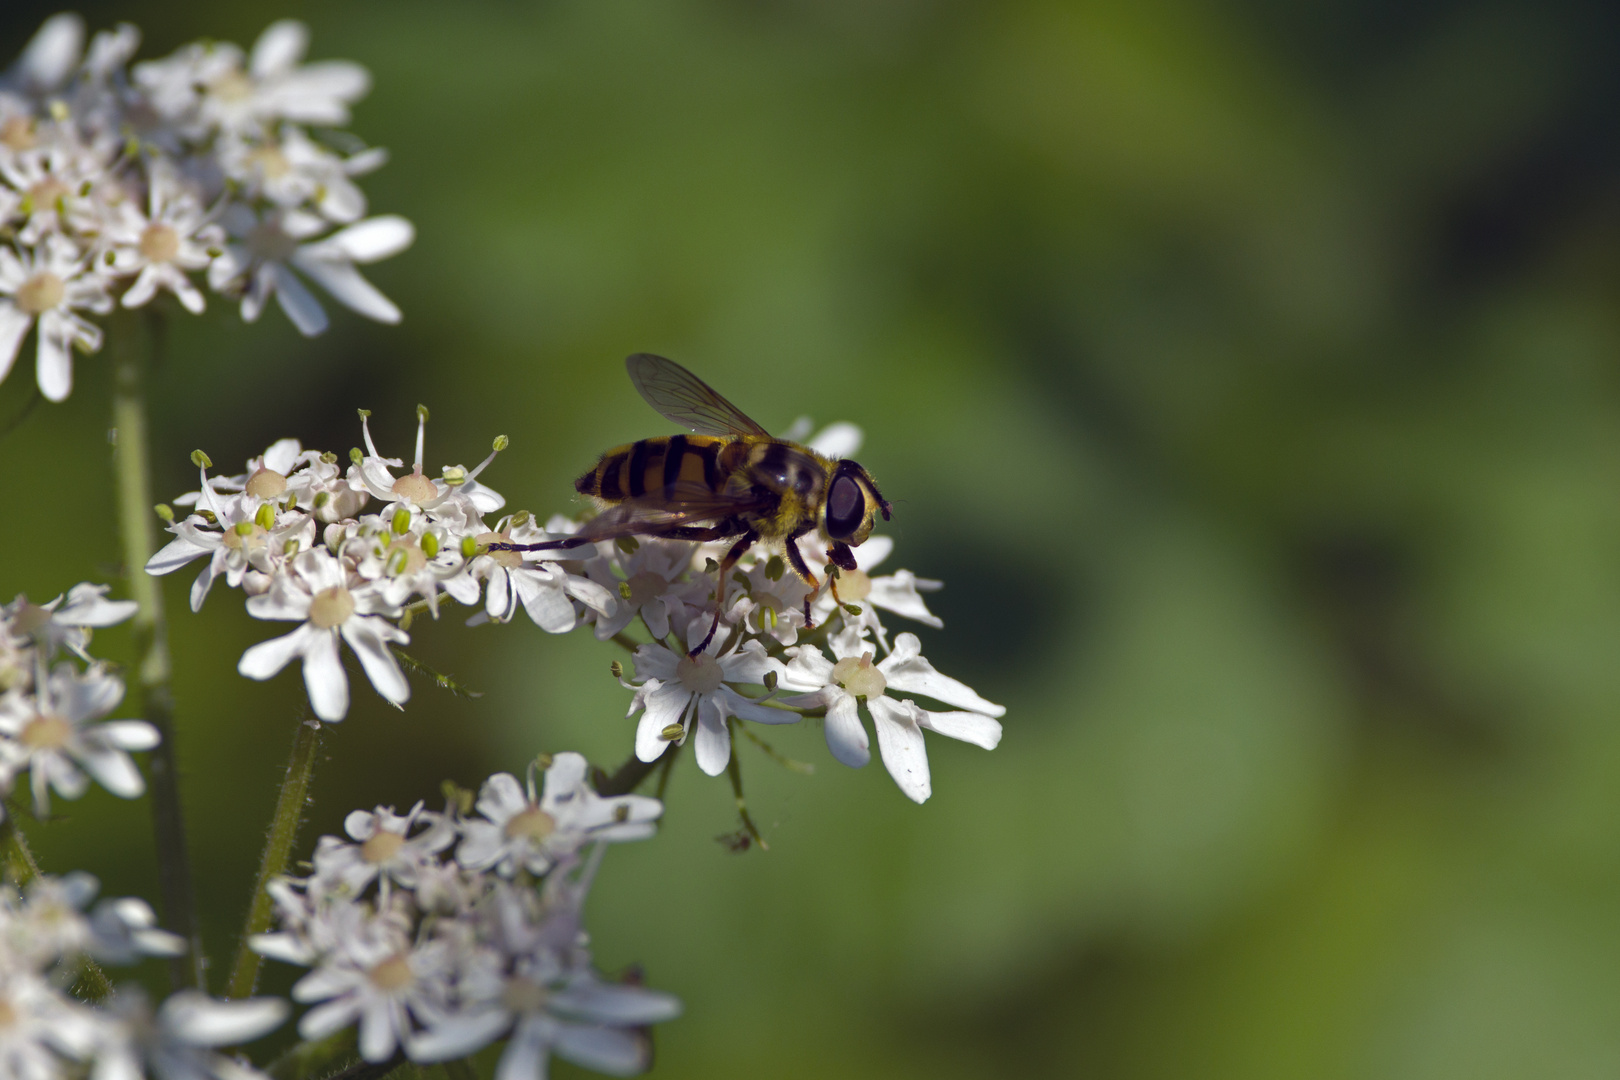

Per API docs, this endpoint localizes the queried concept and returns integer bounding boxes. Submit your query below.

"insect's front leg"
[781,525,820,629]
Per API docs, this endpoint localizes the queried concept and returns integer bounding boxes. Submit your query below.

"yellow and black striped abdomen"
[575,434,734,503]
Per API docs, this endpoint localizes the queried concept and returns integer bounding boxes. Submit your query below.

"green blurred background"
[7,0,1620,1076]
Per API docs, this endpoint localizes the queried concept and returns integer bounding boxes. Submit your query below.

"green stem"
[227,714,322,999]
[595,752,660,797]
[725,724,768,851]
[111,313,202,991]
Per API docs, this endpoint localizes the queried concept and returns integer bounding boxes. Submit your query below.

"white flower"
[237,548,409,721]
[627,622,790,776]
[472,518,614,634]
[780,629,1003,803]
[220,125,385,223]
[352,409,503,516]
[0,235,112,401]
[0,663,159,816]
[3,582,137,663]
[198,22,370,139]
[146,458,315,613]
[0,123,117,244]
[92,988,288,1080]
[0,872,181,972]
[409,949,679,1078]
[105,157,222,314]
[2,15,85,100]
[457,754,662,878]
[588,538,695,642]
[804,535,943,652]
[0,968,100,1078]
[312,802,454,898]
[290,909,454,1064]
[207,206,412,336]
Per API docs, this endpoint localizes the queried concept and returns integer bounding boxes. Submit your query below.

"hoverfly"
[491,353,891,655]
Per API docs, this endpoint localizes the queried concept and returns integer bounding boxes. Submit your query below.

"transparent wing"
[626,353,769,437]
[551,483,773,546]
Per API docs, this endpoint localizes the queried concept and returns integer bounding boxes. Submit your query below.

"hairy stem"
[227,714,322,999]
[112,313,202,990]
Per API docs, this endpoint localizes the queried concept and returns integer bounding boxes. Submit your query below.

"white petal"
[806,421,863,460]
[321,215,414,262]
[822,692,869,768]
[18,14,83,91]
[880,633,1004,716]
[553,1023,648,1075]
[272,265,329,336]
[292,254,400,323]
[250,20,308,77]
[238,623,315,680]
[0,302,31,385]
[35,314,72,402]
[868,697,930,803]
[340,617,410,705]
[408,1010,511,1063]
[301,628,349,720]
[554,981,682,1025]
[692,697,730,776]
[162,991,289,1046]
[145,536,209,576]
[917,708,1002,750]
[98,720,160,751]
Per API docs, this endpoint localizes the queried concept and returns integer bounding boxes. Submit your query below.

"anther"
[421,532,440,558]
[616,536,640,554]
[660,723,684,741]
[349,447,363,465]
[391,508,411,534]
[492,435,509,452]
[254,502,275,529]
[610,660,623,680]
[190,449,212,469]
[153,504,174,523]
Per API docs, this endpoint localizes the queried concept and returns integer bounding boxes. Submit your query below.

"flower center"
[831,652,886,698]
[361,830,405,864]
[308,586,355,629]
[474,532,522,569]
[247,144,291,179]
[625,571,668,607]
[387,541,428,577]
[675,653,725,695]
[390,469,437,505]
[221,523,267,550]
[245,221,297,263]
[8,597,49,636]
[208,69,254,103]
[0,995,16,1029]
[244,467,289,499]
[503,805,556,841]
[837,570,871,602]
[503,975,548,1014]
[21,713,72,750]
[137,222,181,263]
[26,177,69,214]
[14,272,63,315]
[0,116,35,151]
[367,954,414,993]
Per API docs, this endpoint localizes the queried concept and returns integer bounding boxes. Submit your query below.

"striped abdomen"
[576,435,744,502]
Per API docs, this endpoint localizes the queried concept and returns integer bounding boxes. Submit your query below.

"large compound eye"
[826,474,863,539]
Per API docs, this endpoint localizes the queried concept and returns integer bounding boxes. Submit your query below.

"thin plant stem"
[725,724,767,851]
[111,311,202,990]
[227,713,322,999]
[596,752,660,797]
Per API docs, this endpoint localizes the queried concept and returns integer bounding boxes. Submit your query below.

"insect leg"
[691,529,757,657]
[781,526,820,629]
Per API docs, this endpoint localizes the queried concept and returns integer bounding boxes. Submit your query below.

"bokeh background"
[6,0,1620,1076]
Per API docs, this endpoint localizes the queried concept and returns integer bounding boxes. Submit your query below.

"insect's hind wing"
[626,353,770,437]
[511,482,773,550]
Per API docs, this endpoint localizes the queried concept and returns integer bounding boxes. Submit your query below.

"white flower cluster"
[0,583,159,817]
[148,413,1004,801]
[0,13,412,401]
[0,870,287,1080]
[252,752,677,1076]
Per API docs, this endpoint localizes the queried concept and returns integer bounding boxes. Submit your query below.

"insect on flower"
[491,354,891,655]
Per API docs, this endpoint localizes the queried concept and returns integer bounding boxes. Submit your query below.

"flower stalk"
[227,713,322,1000]
[111,314,202,990]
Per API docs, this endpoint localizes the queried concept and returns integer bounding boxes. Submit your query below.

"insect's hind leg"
[691,530,757,657]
